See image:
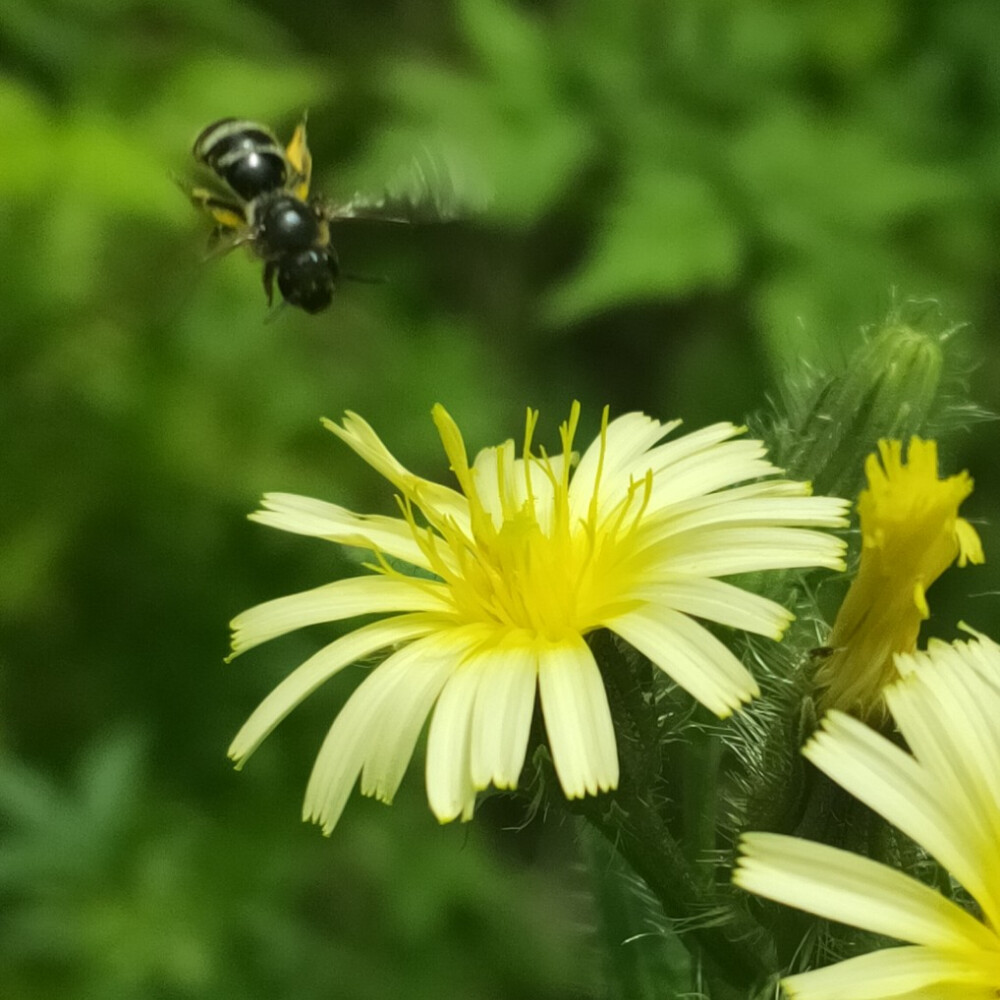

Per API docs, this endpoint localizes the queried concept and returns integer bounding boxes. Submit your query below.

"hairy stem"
[573,631,777,994]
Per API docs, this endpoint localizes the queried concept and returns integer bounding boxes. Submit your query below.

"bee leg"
[187,186,248,231]
[262,260,278,306]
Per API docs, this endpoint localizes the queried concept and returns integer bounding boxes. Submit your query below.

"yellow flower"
[228,404,848,833]
[735,634,1000,1000]
[816,437,983,718]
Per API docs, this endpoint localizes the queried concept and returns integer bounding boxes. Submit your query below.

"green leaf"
[543,168,743,326]
[458,0,554,100]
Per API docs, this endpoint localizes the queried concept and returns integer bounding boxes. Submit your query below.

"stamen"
[495,446,514,522]
[394,495,453,585]
[587,406,611,527]
[522,408,539,519]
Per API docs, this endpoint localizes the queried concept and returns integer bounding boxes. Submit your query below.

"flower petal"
[805,711,1000,921]
[228,614,438,766]
[425,649,486,822]
[735,833,998,952]
[537,636,618,798]
[470,440,517,527]
[569,412,681,519]
[303,635,447,834]
[606,606,758,716]
[631,576,794,638]
[359,635,460,804]
[781,946,999,1000]
[250,492,457,573]
[647,495,850,537]
[643,440,776,510]
[649,525,846,576]
[323,411,471,526]
[642,421,748,476]
[887,664,1000,929]
[229,574,452,656]
[470,636,538,790]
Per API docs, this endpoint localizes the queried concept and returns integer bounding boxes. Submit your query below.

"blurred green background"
[3,1,1000,997]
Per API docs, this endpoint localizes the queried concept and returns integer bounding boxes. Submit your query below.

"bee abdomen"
[193,118,288,201]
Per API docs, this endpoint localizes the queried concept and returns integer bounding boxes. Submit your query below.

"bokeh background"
[4,1,1000,997]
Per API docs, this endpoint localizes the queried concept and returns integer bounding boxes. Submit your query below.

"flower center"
[391,404,646,642]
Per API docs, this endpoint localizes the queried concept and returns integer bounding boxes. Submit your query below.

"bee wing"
[285,117,312,202]
[330,143,491,224]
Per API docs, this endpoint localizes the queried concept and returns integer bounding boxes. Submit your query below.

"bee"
[186,116,484,314]
[188,117,339,313]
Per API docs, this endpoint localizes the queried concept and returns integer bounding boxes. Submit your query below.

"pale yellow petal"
[884,653,1000,927]
[359,639,457,804]
[735,833,998,952]
[425,627,499,821]
[323,413,471,530]
[537,636,619,798]
[606,606,758,716]
[782,946,1000,1000]
[631,576,794,638]
[470,440,517,527]
[645,495,850,538]
[806,712,998,919]
[651,525,847,576]
[642,440,776,510]
[229,574,451,656]
[569,412,680,519]
[323,411,415,487]
[470,637,538,790]
[228,614,438,766]
[250,492,456,573]
[642,421,749,474]
[303,636,443,834]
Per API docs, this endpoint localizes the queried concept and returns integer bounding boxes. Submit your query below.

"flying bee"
[188,117,339,313]
[186,116,487,314]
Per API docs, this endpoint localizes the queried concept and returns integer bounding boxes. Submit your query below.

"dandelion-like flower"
[816,437,983,718]
[735,633,1000,999]
[228,404,848,832]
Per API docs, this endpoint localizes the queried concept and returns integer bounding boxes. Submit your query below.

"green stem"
[574,632,777,994]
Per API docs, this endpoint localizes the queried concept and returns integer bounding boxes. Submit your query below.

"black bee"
[186,117,482,314]
[188,117,339,313]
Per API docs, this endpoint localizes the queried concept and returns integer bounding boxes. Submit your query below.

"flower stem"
[573,631,777,994]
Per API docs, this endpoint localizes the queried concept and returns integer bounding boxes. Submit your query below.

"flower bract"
[229,403,848,832]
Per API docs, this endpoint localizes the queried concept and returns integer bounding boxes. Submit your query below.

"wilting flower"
[815,437,983,718]
[735,634,1000,1000]
[228,404,847,832]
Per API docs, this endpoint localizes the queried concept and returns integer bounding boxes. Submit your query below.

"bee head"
[277,248,340,314]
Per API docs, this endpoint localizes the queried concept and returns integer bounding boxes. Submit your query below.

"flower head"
[228,404,848,832]
[735,633,1000,1000]
[816,437,983,718]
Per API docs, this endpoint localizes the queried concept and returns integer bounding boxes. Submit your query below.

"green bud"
[761,300,984,498]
